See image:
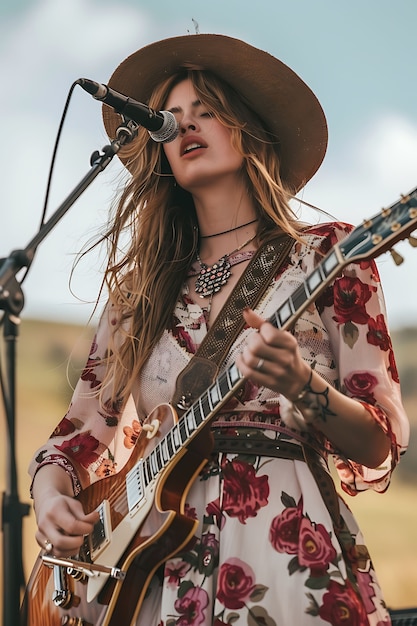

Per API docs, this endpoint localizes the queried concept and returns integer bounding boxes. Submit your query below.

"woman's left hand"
[236,308,311,399]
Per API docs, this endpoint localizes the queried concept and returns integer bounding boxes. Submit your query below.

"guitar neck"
[269,244,344,330]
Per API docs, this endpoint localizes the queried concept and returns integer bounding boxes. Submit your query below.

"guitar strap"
[171,234,294,410]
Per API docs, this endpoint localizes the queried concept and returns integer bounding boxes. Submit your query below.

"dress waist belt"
[213,431,307,462]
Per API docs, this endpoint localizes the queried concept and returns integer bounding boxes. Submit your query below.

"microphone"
[78,78,179,143]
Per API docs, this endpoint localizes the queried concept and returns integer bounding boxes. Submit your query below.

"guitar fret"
[185,409,197,435]
[143,457,152,485]
[228,363,242,386]
[306,266,322,294]
[200,394,211,420]
[322,250,338,276]
[154,445,163,470]
[166,432,174,457]
[192,403,204,426]
[160,438,169,463]
[274,300,292,328]
[150,451,158,477]
[219,372,231,397]
[172,424,181,450]
[290,284,308,312]
[179,418,188,442]
[208,382,220,409]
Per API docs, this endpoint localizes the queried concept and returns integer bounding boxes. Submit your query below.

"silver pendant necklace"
[195,234,256,298]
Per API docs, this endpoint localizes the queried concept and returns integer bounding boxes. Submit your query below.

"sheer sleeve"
[312,222,410,495]
[28,303,141,495]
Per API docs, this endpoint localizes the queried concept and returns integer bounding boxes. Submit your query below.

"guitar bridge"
[42,554,126,580]
[51,563,73,609]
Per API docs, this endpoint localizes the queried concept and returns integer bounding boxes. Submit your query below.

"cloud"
[1,2,416,329]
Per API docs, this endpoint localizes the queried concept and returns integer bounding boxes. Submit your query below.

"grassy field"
[0,318,416,612]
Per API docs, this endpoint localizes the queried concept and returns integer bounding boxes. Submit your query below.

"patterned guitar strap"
[171,234,294,411]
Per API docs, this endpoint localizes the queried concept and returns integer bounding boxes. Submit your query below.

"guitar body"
[21,403,213,626]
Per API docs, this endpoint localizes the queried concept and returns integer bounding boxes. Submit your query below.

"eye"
[200,111,213,118]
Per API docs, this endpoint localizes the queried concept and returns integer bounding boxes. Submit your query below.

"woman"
[28,34,409,625]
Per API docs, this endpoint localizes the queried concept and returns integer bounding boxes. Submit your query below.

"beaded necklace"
[194,234,256,298]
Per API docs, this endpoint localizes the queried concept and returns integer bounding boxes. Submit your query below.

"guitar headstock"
[339,186,417,263]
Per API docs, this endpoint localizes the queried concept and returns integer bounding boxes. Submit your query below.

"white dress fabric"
[29,222,409,626]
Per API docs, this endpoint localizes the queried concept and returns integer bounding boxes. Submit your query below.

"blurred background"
[1,0,416,614]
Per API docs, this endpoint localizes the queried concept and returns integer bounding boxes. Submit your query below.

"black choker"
[200,218,258,239]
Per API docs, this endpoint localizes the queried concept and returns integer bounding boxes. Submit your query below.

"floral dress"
[29,222,409,626]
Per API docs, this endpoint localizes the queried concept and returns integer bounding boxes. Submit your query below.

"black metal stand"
[0,120,137,626]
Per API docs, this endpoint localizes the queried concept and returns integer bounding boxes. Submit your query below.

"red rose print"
[269,499,303,554]
[206,498,226,530]
[98,398,122,428]
[55,432,100,468]
[344,372,378,402]
[388,349,400,383]
[308,223,352,255]
[171,325,196,354]
[359,259,381,282]
[298,518,337,576]
[164,560,191,587]
[316,285,334,314]
[332,276,374,325]
[80,356,101,389]
[367,314,391,351]
[319,580,368,625]
[356,570,377,615]
[217,558,255,610]
[221,458,269,523]
[51,416,76,438]
[184,503,198,520]
[174,586,209,626]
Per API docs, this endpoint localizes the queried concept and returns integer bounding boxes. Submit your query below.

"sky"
[1,0,417,329]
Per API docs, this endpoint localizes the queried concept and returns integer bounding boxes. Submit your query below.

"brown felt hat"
[102,34,327,192]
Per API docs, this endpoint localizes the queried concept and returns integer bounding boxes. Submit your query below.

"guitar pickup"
[82,499,111,561]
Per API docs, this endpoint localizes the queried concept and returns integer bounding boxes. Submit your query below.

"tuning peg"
[390,248,404,265]
[408,235,417,247]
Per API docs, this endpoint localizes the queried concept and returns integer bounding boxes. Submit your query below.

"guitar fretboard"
[126,362,243,511]
[270,248,340,330]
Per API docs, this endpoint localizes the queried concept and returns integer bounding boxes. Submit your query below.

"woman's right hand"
[32,465,100,558]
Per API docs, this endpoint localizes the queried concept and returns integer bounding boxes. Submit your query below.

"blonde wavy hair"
[94,69,306,409]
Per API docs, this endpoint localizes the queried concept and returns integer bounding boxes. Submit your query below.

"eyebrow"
[167,99,203,114]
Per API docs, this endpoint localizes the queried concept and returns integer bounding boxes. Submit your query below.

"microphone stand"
[0,120,138,626]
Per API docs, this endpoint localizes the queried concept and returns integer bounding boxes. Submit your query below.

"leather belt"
[213,431,306,462]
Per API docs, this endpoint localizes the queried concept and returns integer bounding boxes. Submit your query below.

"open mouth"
[182,142,205,155]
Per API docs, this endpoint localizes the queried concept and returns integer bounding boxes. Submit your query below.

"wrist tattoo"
[295,368,336,424]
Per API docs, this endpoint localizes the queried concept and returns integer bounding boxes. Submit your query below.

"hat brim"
[102,34,327,192]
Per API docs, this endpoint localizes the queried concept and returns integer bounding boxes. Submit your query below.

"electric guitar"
[21,187,417,626]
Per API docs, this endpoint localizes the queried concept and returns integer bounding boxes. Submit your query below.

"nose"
[179,112,199,134]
